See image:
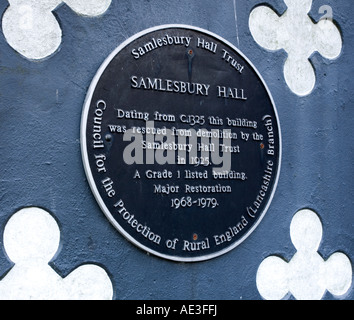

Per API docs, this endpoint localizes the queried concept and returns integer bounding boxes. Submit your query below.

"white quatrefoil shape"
[249,0,342,96]
[257,209,352,300]
[0,207,113,300]
[2,0,112,60]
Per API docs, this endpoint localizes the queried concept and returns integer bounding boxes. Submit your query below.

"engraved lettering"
[221,49,245,74]
[132,34,192,59]
[197,37,217,53]
[131,76,210,96]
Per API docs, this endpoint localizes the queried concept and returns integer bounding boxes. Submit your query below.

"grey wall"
[0,0,352,300]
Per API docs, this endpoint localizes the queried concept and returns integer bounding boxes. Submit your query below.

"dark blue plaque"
[81,25,281,262]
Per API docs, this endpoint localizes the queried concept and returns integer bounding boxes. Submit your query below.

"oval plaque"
[81,25,281,262]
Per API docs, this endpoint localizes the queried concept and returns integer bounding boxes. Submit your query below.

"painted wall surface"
[0,0,352,300]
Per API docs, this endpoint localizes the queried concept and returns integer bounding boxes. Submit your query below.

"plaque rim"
[80,24,282,262]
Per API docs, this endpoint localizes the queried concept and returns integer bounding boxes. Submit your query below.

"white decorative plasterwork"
[2,0,112,60]
[0,207,113,300]
[249,0,342,96]
[257,209,352,300]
